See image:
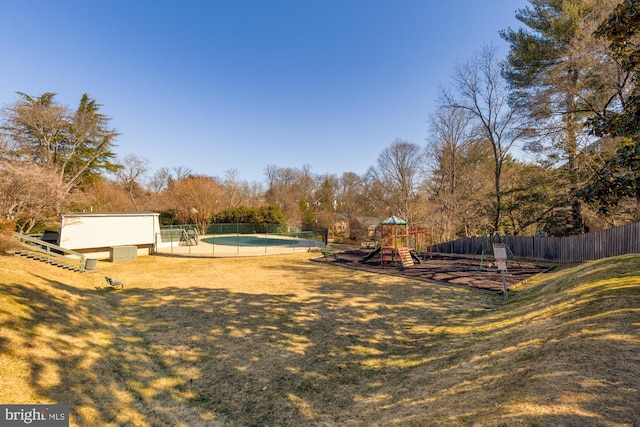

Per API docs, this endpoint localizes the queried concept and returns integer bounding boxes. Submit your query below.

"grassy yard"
[0,252,638,426]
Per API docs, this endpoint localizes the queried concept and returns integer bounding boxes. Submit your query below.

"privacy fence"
[430,222,640,263]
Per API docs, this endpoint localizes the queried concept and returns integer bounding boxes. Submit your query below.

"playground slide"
[361,247,381,261]
[409,250,422,264]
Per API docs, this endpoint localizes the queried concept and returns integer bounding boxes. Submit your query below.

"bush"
[0,220,20,255]
[211,206,287,225]
[0,219,14,233]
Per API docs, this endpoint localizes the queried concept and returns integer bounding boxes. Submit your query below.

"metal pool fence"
[156,223,325,256]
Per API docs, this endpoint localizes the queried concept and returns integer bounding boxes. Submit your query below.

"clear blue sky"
[1,0,528,184]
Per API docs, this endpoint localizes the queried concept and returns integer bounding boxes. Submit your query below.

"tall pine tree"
[501,0,619,233]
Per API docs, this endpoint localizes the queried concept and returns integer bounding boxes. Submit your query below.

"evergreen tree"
[501,0,619,233]
[580,0,640,215]
[1,92,120,194]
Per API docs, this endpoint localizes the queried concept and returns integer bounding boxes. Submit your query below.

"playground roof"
[380,216,408,225]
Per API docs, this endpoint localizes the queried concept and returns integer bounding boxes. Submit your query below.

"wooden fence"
[430,222,640,263]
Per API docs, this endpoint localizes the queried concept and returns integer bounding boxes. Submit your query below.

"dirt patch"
[313,249,553,293]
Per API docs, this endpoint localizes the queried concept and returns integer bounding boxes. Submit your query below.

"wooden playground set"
[360,216,433,267]
[318,216,551,294]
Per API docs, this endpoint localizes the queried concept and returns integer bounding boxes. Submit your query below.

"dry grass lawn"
[0,251,638,426]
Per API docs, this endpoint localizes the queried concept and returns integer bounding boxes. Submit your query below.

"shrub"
[0,219,19,255]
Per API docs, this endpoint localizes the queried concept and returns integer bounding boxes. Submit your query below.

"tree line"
[1,0,638,244]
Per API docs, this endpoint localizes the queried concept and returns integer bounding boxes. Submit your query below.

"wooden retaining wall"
[430,222,640,263]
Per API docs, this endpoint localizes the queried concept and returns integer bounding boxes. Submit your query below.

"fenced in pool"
[155,223,325,256]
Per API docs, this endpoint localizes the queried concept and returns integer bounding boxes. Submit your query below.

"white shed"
[59,212,161,260]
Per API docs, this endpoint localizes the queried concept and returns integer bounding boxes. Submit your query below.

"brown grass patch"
[0,252,638,426]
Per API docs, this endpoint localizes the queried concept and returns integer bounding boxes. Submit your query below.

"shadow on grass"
[0,254,638,426]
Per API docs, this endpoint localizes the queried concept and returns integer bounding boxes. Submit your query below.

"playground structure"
[319,220,550,296]
[380,216,410,266]
[409,226,433,259]
[318,248,550,294]
[362,216,432,267]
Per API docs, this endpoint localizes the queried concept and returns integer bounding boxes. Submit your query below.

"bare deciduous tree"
[0,162,67,233]
[264,165,317,224]
[148,167,172,193]
[441,45,524,231]
[426,106,484,239]
[365,139,425,223]
[148,165,193,194]
[164,175,224,233]
[113,154,149,209]
[220,168,264,209]
[335,172,365,218]
[81,179,135,212]
[172,165,192,181]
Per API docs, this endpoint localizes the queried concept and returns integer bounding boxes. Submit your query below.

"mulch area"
[313,249,553,293]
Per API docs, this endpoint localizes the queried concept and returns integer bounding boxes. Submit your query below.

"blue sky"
[1,0,528,184]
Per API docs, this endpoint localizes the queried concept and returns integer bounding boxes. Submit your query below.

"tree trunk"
[565,67,585,233]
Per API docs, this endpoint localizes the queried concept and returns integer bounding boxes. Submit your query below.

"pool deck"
[155,234,323,257]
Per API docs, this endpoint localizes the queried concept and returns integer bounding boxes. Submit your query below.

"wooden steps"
[14,250,86,272]
[397,247,414,267]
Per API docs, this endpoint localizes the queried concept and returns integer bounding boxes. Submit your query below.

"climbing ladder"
[396,247,414,267]
[181,228,199,246]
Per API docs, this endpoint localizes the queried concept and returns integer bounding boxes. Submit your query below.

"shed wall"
[60,214,160,250]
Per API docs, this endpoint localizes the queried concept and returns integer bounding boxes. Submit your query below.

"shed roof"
[60,212,159,218]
